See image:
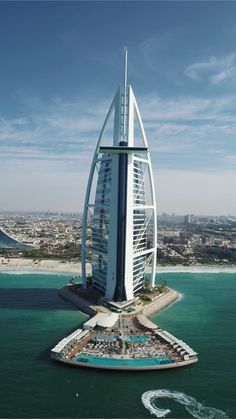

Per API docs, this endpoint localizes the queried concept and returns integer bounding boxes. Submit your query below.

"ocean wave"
[177,292,184,301]
[141,389,228,418]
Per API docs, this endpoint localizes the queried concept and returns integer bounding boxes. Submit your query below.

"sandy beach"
[0,257,236,275]
[0,257,91,275]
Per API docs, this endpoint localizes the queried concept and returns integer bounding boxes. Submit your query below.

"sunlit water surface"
[0,271,235,418]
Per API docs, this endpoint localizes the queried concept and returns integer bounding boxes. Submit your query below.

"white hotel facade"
[81,50,157,302]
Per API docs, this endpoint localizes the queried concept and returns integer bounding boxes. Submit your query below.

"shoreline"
[0,257,236,275]
[0,257,87,275]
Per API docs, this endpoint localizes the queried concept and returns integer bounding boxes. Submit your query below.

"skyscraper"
[81,50,157,302]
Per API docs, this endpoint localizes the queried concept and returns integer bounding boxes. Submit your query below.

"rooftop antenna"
[123,47,128,94]
[123,47,128,139]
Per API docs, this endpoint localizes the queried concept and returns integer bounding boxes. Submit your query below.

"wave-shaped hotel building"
[0,227,32,249]
[52,51,198,370]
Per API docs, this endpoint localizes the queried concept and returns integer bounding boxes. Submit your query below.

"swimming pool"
[75,354,173,367]
[125,335,150,343]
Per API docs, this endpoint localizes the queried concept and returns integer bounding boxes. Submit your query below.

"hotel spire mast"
[81,49,157,302]
[123,47,128,140]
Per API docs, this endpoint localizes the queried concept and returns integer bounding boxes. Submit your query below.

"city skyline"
[0,2,236,215]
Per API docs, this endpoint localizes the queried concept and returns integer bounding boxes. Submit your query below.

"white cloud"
[1,91,236,213]
[1,92,236,164]
[138,94,236,155]
[0,97,108,165]
[140,93,236,122]
[185,53,236,85]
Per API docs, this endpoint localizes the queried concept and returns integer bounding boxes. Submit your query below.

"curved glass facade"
[0,228,31,249]
[91,156,112,293]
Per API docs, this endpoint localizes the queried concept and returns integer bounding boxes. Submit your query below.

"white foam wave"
[177,292,184,301]
[141,389,228,418]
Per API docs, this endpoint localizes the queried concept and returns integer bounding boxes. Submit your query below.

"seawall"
[58,286,97,317]
[142,288,179,317]
[59,285,179,321]
[51,353,198,371]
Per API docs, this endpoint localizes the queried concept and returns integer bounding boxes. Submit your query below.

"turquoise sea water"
[0,271,235,418]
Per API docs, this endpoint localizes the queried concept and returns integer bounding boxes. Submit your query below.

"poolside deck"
[51,313,198,371]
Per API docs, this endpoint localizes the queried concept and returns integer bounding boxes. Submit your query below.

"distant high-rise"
[81,50,157,302]
[184,214,192,225]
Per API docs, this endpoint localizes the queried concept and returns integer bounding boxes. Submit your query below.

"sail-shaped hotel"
[52,51,198,370]
[81,49,157,303]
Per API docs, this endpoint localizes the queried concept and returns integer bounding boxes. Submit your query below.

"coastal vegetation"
[1,244,236,267]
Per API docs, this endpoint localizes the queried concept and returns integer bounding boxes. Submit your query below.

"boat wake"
[141,389,228,418]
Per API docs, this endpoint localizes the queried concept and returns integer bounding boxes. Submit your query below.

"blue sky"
[0,1,236,215]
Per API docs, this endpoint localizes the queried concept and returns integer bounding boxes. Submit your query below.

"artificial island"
[51,50,198,371]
